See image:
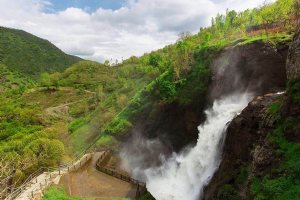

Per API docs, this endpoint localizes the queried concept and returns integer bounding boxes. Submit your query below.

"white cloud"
[0,0,267,62]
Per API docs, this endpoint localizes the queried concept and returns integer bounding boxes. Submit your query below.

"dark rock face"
[204,33,300,200]
[286,28,300,80]
[203,93,283,200]
[209,41,288,100]
[120,99,206,171]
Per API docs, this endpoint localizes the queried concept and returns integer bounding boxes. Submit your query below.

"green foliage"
[26,138,65,166]
[216,184,241,200]
[42,187,93,200]
[137,192,155,200]
[69,118,88,133]
[237,164,249,185]
[96,135,115,146]
[0,26,81,78]
[156,71,177,101]
[104,117,133,135]
[287,79,300,104]
[251,116,300,200]
[40,73,51,88]
[267,99,283,118]
[0,64,36,93]
[42,187,130,200]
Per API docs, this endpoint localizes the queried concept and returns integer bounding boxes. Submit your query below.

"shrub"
[68,118,87,133]
[217,184,241,200]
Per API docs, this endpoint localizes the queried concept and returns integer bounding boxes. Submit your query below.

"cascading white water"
[143,93,252,200]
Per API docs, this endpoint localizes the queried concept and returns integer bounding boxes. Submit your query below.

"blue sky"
[47,0,127,12]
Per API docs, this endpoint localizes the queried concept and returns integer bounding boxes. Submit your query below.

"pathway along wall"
[95,151,146,199]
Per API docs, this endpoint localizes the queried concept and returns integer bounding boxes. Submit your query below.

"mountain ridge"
[0,26,82,78]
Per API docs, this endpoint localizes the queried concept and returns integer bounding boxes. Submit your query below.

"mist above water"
[121,93,252,200]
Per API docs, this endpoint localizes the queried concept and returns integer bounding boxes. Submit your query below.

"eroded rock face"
[252,140,276,176]
[203,93,283,200]
[209,41,288,100]
[286,28,300,80]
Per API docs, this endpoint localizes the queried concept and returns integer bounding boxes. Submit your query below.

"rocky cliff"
[286,28,300,80]
[204,28,300,200]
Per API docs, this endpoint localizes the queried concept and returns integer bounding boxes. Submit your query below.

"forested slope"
[0,26,81,78]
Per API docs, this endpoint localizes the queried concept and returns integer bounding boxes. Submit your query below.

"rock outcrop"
[286,28,300,80]
[209,41,288,100]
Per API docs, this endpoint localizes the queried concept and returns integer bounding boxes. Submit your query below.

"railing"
[0,128,104,200]
[2,152,92,200]
[95,151,147,199]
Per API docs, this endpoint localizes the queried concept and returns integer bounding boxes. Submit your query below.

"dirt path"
[58,152,137,199]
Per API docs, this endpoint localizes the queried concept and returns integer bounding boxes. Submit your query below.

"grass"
[42,187,130,200]
[287,80,300,104]
[22,88,93,109]
[237,33,292,46]
[96,135,114,146]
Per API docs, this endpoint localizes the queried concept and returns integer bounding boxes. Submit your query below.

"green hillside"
[0,26,81,78]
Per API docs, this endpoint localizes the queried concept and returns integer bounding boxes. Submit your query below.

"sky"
[0,0,270,62]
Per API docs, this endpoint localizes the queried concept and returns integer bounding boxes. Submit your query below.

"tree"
[177,31,192,42]
[104,60,110,66]
[149,53,163,68]
[49,72,61,89]
[25,138,64,167]
[40,72,51,89]
[225,10,238,28]
[260,1,275,35]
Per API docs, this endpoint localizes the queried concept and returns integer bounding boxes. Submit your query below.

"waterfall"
[144,93,252,200]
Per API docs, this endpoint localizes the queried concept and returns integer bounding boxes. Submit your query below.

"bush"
[287,80,300,104]
[104,117,132,135]
[217,184,240,200]
[68,118,87,133]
